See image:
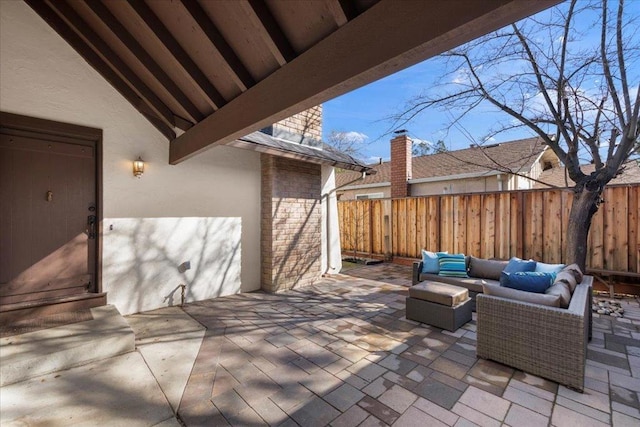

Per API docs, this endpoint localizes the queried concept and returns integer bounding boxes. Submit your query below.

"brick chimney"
[390,132,412,198]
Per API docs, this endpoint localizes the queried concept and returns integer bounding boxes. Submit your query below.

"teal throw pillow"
[437,253,468,278]
[422,250,447,274]
[535,262,565,274]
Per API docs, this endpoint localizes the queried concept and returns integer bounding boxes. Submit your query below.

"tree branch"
[601,0,626,129]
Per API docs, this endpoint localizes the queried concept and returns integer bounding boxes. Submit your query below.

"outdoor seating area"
[411,253,594,391]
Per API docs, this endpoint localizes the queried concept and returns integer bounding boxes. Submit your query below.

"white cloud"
[451,68,469,84]
[334,131,368,143]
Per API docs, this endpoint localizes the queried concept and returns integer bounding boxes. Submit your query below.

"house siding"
[0,1,261,315]
[412,176,500,196]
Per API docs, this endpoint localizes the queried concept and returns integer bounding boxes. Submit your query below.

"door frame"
[0,111,103,294]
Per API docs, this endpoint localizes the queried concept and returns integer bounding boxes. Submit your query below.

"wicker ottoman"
[406,281,472,331]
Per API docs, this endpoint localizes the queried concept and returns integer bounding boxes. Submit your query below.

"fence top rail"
[338,182,639,203]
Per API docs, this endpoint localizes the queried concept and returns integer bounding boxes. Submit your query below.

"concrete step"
[0,305,134,386]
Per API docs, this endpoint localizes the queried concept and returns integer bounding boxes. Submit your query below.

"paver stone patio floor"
[176,264,640,426]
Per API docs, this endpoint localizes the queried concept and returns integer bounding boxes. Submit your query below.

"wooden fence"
[338,185,640,273]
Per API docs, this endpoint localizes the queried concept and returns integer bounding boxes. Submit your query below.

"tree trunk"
[565,186,602,271]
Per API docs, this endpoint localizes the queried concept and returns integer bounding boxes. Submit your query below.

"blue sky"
[321,0,640,165]
[321,53,545,163]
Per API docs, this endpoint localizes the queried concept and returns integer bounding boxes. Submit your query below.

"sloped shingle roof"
[228,131,370,172]
[534,161,640,188]
[336,136,547,187]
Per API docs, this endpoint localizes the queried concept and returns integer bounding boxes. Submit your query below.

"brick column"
[273,105,322,141]
[390,133,413,198]
[261,154,322,292]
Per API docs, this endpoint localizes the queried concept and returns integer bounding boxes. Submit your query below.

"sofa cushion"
[484,283,561,307]
[535,262,565,274]
[468,257,508,280]
[546,281,571,308]
[562,264,584,284]
[437,253,469,278]
[503,272,555,293]
[500,257,537,285]
[421,250,447,274]
[555,271,578,293]
[409,282,469,307]
[417,273,495,293]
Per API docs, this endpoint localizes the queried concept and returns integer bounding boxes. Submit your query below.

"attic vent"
[543,161,553,171]
[484,143,500,149]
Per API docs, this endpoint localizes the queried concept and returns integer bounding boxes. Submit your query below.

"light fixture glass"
[133,157,145,178]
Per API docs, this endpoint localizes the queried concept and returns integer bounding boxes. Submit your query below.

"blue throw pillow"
[500,257,537,286]
[503,272,556,293]
[437,253,468,278]
[422,250,447,274]
[535,262,565,274]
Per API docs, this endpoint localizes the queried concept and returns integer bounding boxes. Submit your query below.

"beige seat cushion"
[409,281,469,307]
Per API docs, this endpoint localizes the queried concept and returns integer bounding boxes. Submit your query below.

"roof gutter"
[228,139,372,173]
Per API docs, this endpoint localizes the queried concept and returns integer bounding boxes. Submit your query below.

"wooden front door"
[0,130,97,307]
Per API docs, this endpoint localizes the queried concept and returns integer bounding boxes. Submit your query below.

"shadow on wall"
[102,217,242,315]
[271,196,321,290]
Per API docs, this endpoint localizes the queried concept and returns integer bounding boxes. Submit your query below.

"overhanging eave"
[169,0,559,164]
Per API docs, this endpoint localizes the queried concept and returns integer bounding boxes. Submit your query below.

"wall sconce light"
[133,157,145,178]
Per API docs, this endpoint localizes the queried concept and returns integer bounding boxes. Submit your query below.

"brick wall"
[271,105,323,143]
[274,105,322,140]
[390,134,412,198]
[261,154,322,292]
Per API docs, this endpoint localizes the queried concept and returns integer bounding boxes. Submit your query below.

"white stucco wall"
[321,165,342,274]
[0,1,261,314]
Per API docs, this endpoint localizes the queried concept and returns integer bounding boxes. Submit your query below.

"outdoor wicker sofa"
[476,275,593,392]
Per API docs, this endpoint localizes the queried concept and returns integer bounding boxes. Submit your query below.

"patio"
[172,263,640,426]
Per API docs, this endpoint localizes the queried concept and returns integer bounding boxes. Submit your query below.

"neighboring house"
[336,133,559,200]
[533,161,640,188]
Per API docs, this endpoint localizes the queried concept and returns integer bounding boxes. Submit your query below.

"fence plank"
[561,191,573,263]
[630,186,639,273]
[589,197,605,270]
[481,194,496,259]
[467,194,481,257]
[453,196,466,254]
[604,187,629,271]
[524,192,543,261]
[408,198,418,257]
[427,197,440,251]
[543,190,562,263]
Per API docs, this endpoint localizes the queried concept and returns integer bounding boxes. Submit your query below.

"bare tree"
[412,139,448,156]
[393,0,639,270]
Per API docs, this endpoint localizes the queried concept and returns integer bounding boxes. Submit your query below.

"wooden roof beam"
[127,0,227,111]
[85,0,202,125]
[247,0,296,64]
[327,0,358,26]
[27,0,176,140]
[37,0,175,132]
[170,0,559,164]
[181,0,256,91]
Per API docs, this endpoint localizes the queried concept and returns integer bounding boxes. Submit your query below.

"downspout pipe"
[323,169,375,274]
